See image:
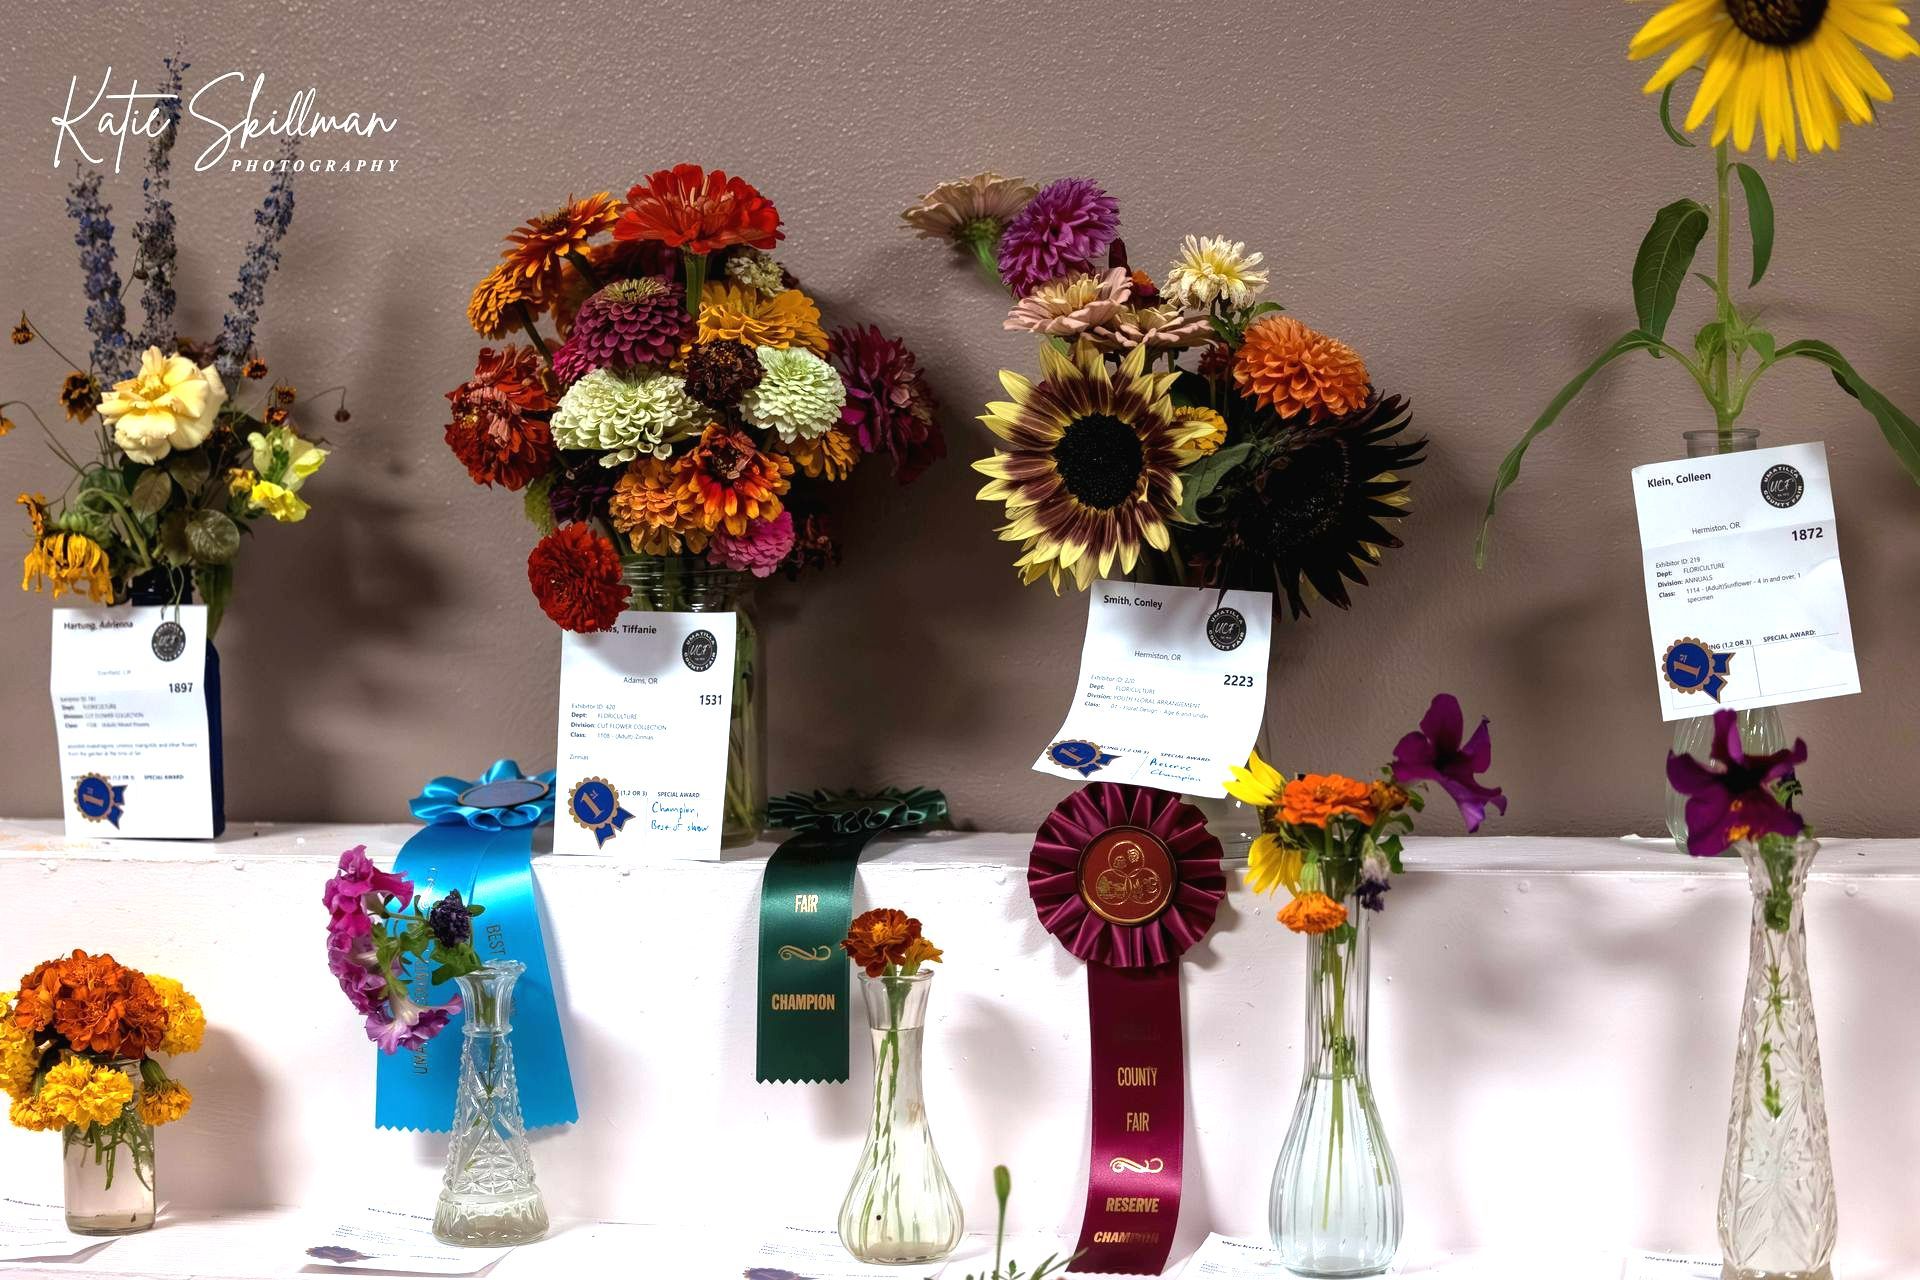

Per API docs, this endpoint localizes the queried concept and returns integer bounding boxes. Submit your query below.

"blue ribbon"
[375,761,578,1132]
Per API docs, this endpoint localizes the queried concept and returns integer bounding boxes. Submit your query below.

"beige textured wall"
[2,1,1916,834]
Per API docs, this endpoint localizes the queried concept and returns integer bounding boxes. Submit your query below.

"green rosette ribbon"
[755,787,948,1084]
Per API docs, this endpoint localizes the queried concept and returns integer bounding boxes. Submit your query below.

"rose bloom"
[97,346,228,464]
[1280,774,1377,828]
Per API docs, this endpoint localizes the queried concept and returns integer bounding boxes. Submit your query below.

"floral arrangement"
[9,59,336,630]
[1225,693,1506,933]
[322,846,487,1054]
[907,172,1422,615]
[1477,3,1920,564]
[2,950,203,1185]
[448,165,944,632]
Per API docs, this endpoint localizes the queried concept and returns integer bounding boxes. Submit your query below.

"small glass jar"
[63,1059,155,1235]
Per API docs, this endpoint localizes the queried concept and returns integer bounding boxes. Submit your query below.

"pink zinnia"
[550,277,689,383]
[995,178,1119,296]
[708,510,795,578]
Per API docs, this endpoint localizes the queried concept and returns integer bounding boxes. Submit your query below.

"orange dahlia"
[468,263,540,340]
[677,423,793,536]
[615,165,782,255]
[1280,774,1378,829]
[500,193,622,297]
[696,282,828,354]
[609,456,709,556]
[1233,315,1371,424]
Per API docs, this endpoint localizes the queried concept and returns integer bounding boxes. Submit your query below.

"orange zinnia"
[1233,315,1371,424]
[841,908,922,977]
[500,193,622,298]
[1278,891,1348,935]
[676,424,793,536]
[696,283,828,355]
[468,263,539,340]
[615,165,782,255]
[1280,774,1377,828]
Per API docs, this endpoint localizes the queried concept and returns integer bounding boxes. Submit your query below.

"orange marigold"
[1233,315,1370,424]
[500,193,623,299]
[1280,774,1377,828]
[778,428,858,481]
[468,263,541,340]
[841,908,922,977]
[1278,891,1349,935]
[696,282,828,355]
[608,457,710,557]
[15,951,167,1059]
[615,165,782,255]
[677,424,792,536]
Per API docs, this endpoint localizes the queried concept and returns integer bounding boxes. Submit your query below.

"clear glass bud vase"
[433,961,549,1246]
[1718,838,1836,1280]
[1665,429,1784,851]
[622,554,765,846]
[63,1059,155,1235]
[1271,902,1402,1276]
[838,971,963,1264]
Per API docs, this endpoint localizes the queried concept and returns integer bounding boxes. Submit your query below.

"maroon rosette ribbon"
[1028,783,1225,1276]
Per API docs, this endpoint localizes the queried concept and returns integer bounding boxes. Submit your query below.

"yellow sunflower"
[1631,0,1919,158]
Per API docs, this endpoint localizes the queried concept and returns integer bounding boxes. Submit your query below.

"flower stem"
[1712,140,1735,447]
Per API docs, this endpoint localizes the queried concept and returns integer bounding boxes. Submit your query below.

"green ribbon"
[755,787,948,1083]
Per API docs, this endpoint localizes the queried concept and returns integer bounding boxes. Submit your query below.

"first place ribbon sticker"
[1028,783,1224,1276]
[567,776,632,847]
[1664,636,1733,702]
[1047,739,1118,778]
[73,774,126,828]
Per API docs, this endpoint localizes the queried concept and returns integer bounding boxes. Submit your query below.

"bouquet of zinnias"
[448,164,945,632]
[908,173,1422,616]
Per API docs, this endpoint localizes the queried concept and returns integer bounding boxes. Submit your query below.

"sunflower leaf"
[1176,442,1252,523]
[1476,330,1663,567]
[1734,162,1775,288]
[1747,328,1776,363]
[1633,199,1711,341]
[1694,321,1725,364]
[1771,339,1920,482]
[1659,81,1697,148]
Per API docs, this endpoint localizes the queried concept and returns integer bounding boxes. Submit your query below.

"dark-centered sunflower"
[975,340,1214,591]
[1190,394,1424,619]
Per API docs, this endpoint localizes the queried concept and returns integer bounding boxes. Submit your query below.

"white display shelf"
[2,820,1917,1278]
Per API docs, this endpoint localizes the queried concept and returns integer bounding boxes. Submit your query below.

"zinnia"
[550,277,690,384]
[708,510,795,578]
[1278,891,1348,936]
[526,522,628,632]
[500,192,622,296]
[444,345,556,490]
[97,346,228,464]
[697,282,829,354]
[615,165,782,255]
[739,346,846,443]
[678,424,793,536]
[1280,774,1377,828]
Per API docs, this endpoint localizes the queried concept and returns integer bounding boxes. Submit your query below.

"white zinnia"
[740,346,846,443]
[551,368,706,465]
[726,249,787,295]
[1163,235,1270,310]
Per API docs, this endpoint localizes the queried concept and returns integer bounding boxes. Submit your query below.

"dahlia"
[697,282,828,353]
[682,339,764,410]
[708,509,795,578]
[678,423,793,536]
[548,451,620,525]
[1005,268,1132,338]
[500,193,622,297]
[550,368,706,465]
[550,277,689,384]
[609,456,708,556]
[828,325,945,483]
[526,522,628,632]
[444,345,556,490]
[615,165,783,254]
[1163,236,1270,310]
[996,178,1120,296]
[740,346,846,442]
[1233,315,1371,423]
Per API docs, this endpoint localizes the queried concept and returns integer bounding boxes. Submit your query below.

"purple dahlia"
[550,276,688,383]
[995,177,1119,296]
[828,324,945,483]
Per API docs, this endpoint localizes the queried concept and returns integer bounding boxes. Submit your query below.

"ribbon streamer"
[755,787,948,1084]
[375,761,578,1132]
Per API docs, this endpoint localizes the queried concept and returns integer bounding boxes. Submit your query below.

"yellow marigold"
[1278,890,1348,936]
[901,936,945,970]
[468,262,540,340]
[1233,315,1370,424]
[0,995,36,1100]
[778,428,858,481]
[8,1094,58,1132]
[146,976,205,1057]
[608,457,709,557]
[22,528,115,602]
[37,1057,132,1130]
[697,282,828,354]
[1246,833,1304,898]
[1171,406,1229,457]
[137,1081,192,1127]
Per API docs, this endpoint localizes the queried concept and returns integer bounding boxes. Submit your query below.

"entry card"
[48,606,212,839]
[555,610,735,859]
[301,1208,512,1273]
[1037,581,1272,797]
[1630,441,1859,722]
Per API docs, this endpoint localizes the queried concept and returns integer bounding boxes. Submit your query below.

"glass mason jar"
[1718,837,1836,1280]
[1270,901,1402,1276]
[621,555,765,846]
[433,961,549,1246]
[838,971,963,1264]
[63,1059,156,1235]
[1665,429,1784,850]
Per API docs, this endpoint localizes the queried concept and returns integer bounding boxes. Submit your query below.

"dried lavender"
[132,54,187,351]
[216,139,298,379]
[65,170,130,380]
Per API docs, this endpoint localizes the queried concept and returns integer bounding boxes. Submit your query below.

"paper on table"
[1619,1251,1721,1279]
[301,1208,512,1273]
[745,1226,948,1278]
[1630,441,1859,722]
[0,1197,120,1261]
[1037,581,1272,797]
[1176,1233,1292,1277]
[48,606,213,838]
[554,610,736,859]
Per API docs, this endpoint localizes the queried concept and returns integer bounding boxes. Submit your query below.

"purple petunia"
[1666,709,1808,858]
[321,845,463,1053]
[1391,693,1508,833]
[995,177,1119,296]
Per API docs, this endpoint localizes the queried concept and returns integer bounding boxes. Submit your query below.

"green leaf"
[1747,329,1776,363]
[195,563,233,638]
[130,468,174,518]
[158,510,192,566]
[1242,301,1286,321]
[1659,81,1697,148]
[185,509,241,565]
[1168,370,1213,409]
[1773,339,1920,481]
[1734,162,1775,287]
[522,472,556,535]
[1175,441,1252,522]
[1693,272,1718,294]
[166,449,212,490]
[1693,320,1725,363]
[1476,330,1663,567]
[1206,314,1238,347]
[1633,199,1711,340]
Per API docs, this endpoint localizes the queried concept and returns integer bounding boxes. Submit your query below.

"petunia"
[365,992,461,1056]
[1666,710,1809,858]
[1390,693,1507,833]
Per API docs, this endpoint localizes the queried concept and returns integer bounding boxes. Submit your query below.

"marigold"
[10,314,33,345]
[608,457,709,557]
[696,282,828,354]
[0,996,36,1099]
[615,165,782,255]
[900,936,945,970]
[36,1056,133,1129]
[1233,315,1371,424]
[677,424,792,536]
[841,908,923,977]
[137,1081,192,1126]
[500,193,622,297]
[526,522,628,633]
[8,1094,57,1132]
[42,951,167,1059]
[241,357,268,380]
[778,428,858,481]
[146,976,205,1057]
[1278,890,1348,936]
[1280,774,1377,829]
[467,262,540,340]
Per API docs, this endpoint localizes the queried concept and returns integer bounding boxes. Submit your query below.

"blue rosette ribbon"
[375,760,578,1131]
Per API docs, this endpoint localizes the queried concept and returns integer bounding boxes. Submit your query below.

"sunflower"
[974,340,1214,592]
[1631,0,1919,157]
[500,193,622,296]
[21,492,116,603]
[1190,394,1423,619]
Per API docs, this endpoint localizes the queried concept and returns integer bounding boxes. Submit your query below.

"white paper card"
[747,1226,947,1277]
[301,1208,511,1273]
[48,606,212,839]
[0,1197,119,1261]
[1037,581,1272,797]
[1620,1252,1721,1279]
[1178,1232,1293,1277]
[1630,442,1859,722]
[555,610,735,859]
